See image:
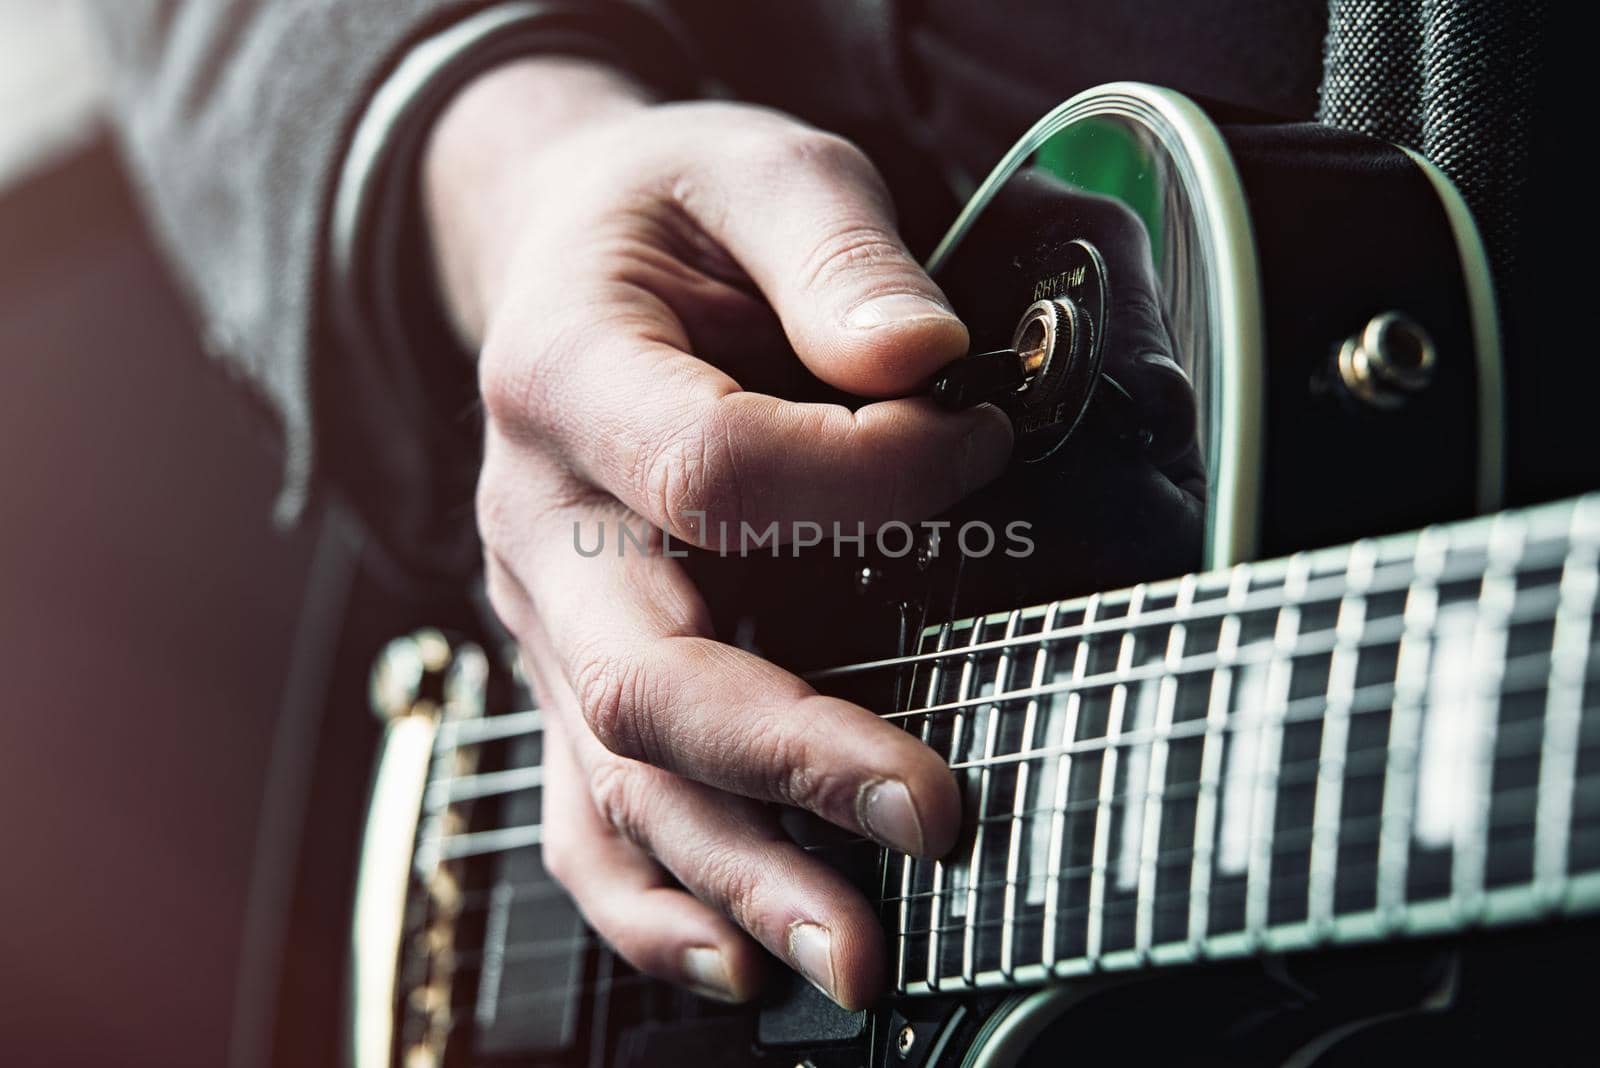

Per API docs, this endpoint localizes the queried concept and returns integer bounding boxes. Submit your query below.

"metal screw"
[896,1024,916,1057]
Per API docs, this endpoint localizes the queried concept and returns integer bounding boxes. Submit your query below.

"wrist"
[423,55,654,347]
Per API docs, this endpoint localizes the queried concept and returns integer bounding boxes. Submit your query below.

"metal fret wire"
[962,609,1021,985]
[926,618,985,989]
[1134,575,1195,957]
[1376,527,1447,922]
[895,620,951,990]
[1188,566,1249,950]
[1450,513,1522,916]
[1245,555,1310,939]
[1308,539,1376,931]
[1041,594,1096,967]
[1086,584,1146,960]
[1000,601,1059,977]
[1534,497,1600,900]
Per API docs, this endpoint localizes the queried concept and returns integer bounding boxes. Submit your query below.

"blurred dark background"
[0,5,321,1062]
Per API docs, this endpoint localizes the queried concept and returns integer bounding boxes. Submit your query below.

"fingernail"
[787,921,838,1002]
[682,945,739,1002]
[858,779,925,854]
[846,293,957,330]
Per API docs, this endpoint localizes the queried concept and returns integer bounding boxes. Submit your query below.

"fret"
[1376,527,1449,923]
[1134,575,1196,958]
[1188,565,1251,949]
[1001,603,1060,978]
[1041,594,1098,969]
[895,623,953,992]
[1449,512,1523,916]
[1244,555,1311,939]
[1534,498,1600,903]
[926,618,986,988]
[1309,540,1377,932]
[961,610,1019,985]
[1086,586,1147,963]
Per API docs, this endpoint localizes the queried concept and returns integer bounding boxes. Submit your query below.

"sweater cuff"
[329,0,696,371]
[320,1,697,577]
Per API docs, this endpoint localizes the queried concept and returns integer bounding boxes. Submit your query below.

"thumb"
[682,125,968,397]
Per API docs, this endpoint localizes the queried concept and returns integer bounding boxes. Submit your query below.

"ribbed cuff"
[316,1,698,577]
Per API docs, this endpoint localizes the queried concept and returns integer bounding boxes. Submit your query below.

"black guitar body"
[258,86,1600,1068]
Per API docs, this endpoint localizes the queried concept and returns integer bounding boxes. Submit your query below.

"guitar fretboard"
[879,494,1600,995]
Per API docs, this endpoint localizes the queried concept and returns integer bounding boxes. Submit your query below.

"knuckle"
[479,317,587,437]
[695,844,764,931]
[797,224,909,296]
[756,127,872,181]
[741,715,846,816]
[763,701,865,818]
[478,341,542,432]
[634,407,744,537]
[570,650,644,759]
[586,758,649,842]
[571,642,677,767]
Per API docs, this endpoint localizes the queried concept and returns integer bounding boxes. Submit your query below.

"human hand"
[423,57,1013,1008]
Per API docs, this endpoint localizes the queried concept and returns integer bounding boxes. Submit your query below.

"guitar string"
[426,642,1594,860]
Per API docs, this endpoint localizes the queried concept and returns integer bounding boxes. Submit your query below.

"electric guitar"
[275,84,1600,1066]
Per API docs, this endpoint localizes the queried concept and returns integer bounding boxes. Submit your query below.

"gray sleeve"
[86,0,695,573]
